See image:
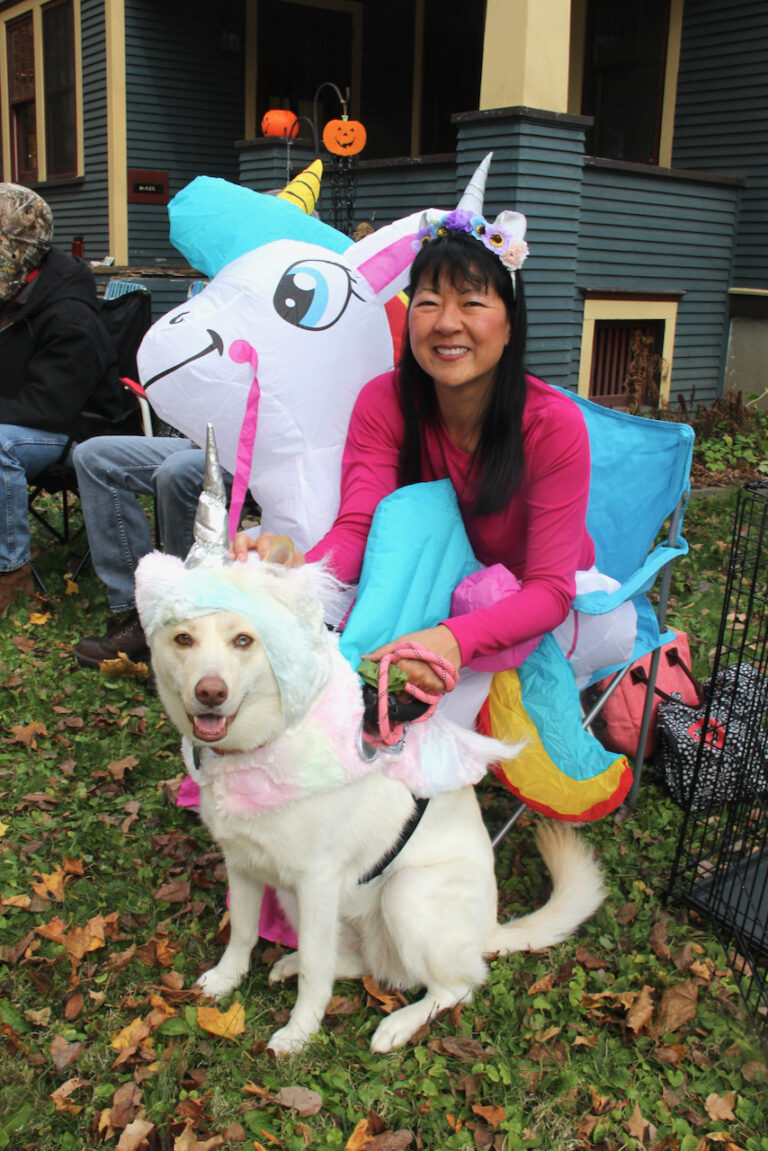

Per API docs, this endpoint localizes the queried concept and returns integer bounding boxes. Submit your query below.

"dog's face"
[151,609,284,751]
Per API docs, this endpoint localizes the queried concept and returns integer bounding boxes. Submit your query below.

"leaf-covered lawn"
[1,488,767,1151]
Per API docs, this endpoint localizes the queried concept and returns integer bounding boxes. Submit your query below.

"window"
[3,0,80,183]
[579,296,679,407]
[7,14,37,182]
[43,0,76,178]
[580,0,670,165]
[588,320,666,408]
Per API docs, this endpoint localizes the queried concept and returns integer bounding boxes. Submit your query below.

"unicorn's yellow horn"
[278,159,323,214]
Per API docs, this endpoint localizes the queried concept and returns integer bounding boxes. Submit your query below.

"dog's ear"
[265,535,296,566]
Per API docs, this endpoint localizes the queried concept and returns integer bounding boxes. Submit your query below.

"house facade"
[1,0,765,404]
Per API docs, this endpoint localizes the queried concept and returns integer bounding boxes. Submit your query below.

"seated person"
[0,183,121,614]
[72,436,233,666]
[233,188,633,718]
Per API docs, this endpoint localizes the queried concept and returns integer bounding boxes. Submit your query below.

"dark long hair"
[397,230,528,515]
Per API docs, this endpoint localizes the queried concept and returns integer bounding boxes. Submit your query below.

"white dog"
[135,545,604,1055]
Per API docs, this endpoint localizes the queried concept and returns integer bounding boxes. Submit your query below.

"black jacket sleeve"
[1,300,115,435]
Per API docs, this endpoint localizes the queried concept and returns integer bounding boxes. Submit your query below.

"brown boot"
[74,609,150,668]
[0,562,34,614]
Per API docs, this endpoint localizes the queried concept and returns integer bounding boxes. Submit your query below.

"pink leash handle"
[374,641,459,747]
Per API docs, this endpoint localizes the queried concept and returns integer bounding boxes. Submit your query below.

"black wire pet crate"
[667,480,768,1043]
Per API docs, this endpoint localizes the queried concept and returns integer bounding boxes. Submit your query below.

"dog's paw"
[196,965,241,1001]
[267,1023,311,1056]
[370,1008,422,1053]
[268,951,300,984]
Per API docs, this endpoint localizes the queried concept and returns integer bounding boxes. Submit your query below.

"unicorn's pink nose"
[228,338,259,371]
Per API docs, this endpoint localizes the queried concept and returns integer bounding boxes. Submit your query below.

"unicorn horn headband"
[415,152,529,280]
[185,423,231,569]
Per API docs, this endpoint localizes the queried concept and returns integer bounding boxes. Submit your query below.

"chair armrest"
[573,540,688,615]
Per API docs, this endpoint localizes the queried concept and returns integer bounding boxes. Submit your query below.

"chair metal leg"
[492,801,526,847]
[30,564,48,596]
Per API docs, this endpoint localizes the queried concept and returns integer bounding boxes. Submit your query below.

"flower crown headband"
[413,153,529,281]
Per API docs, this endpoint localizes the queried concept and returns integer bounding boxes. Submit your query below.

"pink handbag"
[593,631,701,758]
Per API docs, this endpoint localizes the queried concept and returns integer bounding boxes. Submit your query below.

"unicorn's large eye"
[273,260,360,330]
[169,311,189,325]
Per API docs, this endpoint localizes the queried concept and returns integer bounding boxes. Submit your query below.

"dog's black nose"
[195,676,228,707]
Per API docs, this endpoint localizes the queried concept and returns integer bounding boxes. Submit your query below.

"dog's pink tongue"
[194,714,228,741]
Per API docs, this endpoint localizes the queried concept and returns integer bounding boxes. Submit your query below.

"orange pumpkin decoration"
[261,109,299,139]
[322,117,366,157]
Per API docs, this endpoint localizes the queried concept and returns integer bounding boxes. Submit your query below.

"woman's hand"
[362,625,462,697]
[229,531,306,566]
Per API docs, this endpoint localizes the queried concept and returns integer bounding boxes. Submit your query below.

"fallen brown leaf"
[31,866,67,901]
[649,919,671,961]
[50,1035,83,1072]
[155,879,192,904]
[173,1127,224,1150]
[626,985,656,1035]
[344,1118,373,1151]
[272,1086,323,1117]
[652,980,698,1038]
[116,1118,155,1151]
[108,755,139,780]
[196,1001,245,1039]
[367,1134,413,1151]
[705,1090,737,1121]
[10,720,49,747]
[110,1081,143,1129]
[99,653,149,677]
[363,974,408,1014]
[472,1103,505,1128]
[50,1077,84,1114]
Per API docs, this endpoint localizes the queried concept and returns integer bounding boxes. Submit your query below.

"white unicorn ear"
[135,552,187,638]
[348,209,432,303]
[491,209,527,243]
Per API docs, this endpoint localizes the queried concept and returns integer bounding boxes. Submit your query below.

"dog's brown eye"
[233,633,254,648]
[174,632,194,647]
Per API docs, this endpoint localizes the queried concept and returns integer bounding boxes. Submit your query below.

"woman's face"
[407,267,511,405]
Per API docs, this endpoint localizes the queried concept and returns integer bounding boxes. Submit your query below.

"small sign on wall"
[127,169,169,205]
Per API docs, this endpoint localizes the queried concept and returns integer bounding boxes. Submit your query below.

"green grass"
[1,488,767,1150]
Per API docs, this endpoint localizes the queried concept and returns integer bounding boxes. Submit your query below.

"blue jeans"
[73,436,211,612]
[0,424,72,572]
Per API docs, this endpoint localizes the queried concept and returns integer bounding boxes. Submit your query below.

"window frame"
[0,0,83,185]
[578,294,680,405]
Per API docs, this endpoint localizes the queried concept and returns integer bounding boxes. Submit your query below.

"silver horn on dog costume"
[184,423,232,570]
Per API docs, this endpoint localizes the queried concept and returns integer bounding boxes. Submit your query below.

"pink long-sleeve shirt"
[306,371,595,665]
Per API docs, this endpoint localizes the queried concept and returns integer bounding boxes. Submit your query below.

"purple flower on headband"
[443,208,475,233]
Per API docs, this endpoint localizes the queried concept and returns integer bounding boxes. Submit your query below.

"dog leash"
[360,641,459,752]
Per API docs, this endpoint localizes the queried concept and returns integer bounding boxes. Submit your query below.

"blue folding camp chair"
[560,390,695,805]
[335,390,694,835]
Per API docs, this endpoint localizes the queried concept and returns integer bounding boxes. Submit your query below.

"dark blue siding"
[579,163,741,405]
[124,0,245,265]
[673,0,768,290]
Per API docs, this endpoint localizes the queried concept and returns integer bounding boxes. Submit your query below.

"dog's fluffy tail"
[486,822,604,955]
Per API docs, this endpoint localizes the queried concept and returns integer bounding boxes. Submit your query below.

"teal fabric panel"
[338,480,480,671]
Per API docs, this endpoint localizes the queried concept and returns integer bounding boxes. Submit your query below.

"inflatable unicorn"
[137,160,420,548]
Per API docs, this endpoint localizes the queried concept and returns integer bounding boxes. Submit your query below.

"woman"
[232,170,601,704]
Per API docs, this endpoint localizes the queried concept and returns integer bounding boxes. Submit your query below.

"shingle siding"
[673,0,768,290]
[124,0,245,265]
